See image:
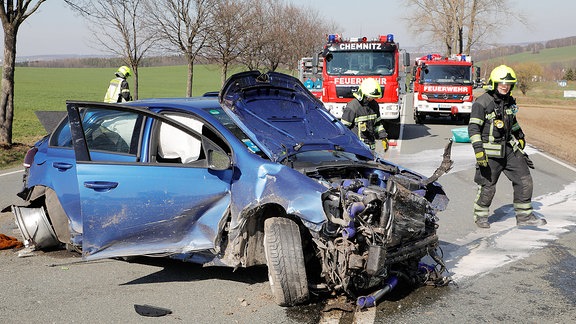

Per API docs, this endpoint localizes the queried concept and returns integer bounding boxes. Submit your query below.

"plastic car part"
[263,217,309,306]
[134,304,172,317]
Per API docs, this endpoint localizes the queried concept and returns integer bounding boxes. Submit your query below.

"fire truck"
[299,34,410,139]
[411,53,480,124]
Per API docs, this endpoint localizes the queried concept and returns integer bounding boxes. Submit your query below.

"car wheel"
[263,217,309,306]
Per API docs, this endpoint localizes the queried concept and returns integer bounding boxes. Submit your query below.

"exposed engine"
[309,163,450,298]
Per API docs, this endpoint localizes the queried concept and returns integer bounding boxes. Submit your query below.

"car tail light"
[23,147,38,168]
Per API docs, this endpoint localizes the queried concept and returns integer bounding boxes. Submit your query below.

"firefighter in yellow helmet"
[104,65,133,103]
[468,65,546,228]
[341,78,388,152]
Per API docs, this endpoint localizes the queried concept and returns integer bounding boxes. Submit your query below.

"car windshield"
[201,106,264,156]
[325,51,395,76]
[420,65,472,84]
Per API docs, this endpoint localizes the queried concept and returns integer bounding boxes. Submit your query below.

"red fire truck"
[411,53,480,124]
[300,34,410,139]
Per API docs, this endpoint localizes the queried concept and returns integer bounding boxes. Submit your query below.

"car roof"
[125,96,221,112]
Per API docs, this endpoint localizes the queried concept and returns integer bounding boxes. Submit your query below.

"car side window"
[82,108,140,155]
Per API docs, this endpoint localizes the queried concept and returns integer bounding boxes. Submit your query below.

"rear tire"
[264,217,309,306]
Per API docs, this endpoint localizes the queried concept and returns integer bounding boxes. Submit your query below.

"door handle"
[83,181,119,192]
[52,162,73,171]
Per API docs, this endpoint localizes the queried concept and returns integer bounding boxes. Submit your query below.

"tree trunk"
[0,25,17,145]
[187,56,194,97]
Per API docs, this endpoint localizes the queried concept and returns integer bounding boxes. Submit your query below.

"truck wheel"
[414,111,424,124]
[264,217,309,306]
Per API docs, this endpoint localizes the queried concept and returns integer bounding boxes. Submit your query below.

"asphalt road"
[1,95,575,323]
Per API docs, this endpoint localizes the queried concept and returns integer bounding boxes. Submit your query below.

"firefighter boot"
[515,202,547,227]
[516,213,547,227]
[474,203,490,228]
[475,217,490,229]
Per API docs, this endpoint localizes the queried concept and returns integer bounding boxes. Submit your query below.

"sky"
[10,0,576,57]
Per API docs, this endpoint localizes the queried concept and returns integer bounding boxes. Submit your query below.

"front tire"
[264,217,309,306]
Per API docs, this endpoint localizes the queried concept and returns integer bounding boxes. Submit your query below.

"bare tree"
[65,0,157,100]
[237,0,334,74]
[404,0,526,55]
[205,0,254,84]
[145,0,213,96]
[0,0,46,146]
[513,62,543,95]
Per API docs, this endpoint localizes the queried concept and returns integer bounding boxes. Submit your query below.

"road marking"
[0,169,23,177]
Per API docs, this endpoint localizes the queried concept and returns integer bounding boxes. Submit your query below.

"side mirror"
[403,52,411,67]
[208,149,231,171]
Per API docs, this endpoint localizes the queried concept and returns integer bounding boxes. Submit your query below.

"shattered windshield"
[420,65,472,84]
[325,51,395,76]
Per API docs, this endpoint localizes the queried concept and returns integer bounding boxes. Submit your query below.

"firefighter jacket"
[341,98,387,146]
[104,77,132,103]
[468,91,525,158]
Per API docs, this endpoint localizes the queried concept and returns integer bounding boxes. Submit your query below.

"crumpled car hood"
[219,71,373,162]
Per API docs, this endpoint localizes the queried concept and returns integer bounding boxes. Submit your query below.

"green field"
[12,64,246,144]
[479,45,576,67]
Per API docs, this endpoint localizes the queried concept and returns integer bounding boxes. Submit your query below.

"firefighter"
[468,65,546,228]
[104,65,132,103]
[341,78,388,152]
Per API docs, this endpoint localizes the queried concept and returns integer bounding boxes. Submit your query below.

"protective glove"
[518,138,525,150]
[524,154,535,169]
[382,138,389,152]
[475,150,488,168]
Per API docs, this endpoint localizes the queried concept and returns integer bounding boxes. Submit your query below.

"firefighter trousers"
[473,146,534,221]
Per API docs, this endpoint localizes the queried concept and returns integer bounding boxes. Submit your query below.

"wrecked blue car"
[11,71,451,307]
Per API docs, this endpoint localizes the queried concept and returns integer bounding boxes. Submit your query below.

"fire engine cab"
[411,53,480,124]
[299,34,410,139]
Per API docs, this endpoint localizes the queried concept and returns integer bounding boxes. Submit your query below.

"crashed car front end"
[219,71,452,306]
[301,158,449,299]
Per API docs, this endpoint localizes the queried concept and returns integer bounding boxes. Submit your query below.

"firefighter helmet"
[488,65,516,90]
[354,78,382,100]
[115,66,132,78]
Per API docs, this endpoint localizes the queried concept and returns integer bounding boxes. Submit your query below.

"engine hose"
[343,202,364,238]
[356,275,398,309]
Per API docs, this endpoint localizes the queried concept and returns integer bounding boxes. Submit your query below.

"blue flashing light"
[387,34,394,42]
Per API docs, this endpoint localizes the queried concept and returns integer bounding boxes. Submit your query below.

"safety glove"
[382,138,389,152]
[475,149,488,168]
[518,138,525,150]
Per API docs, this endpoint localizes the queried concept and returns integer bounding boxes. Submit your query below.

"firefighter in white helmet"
[341,78,388,152]
[104,65,133,103]
[468,64,546,228]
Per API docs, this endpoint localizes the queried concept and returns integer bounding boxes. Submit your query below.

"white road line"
[0,169,23,177]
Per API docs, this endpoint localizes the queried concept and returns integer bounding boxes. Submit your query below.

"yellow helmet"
[115,65,132,78]
[354,78,382,100]
[488,65,516,90]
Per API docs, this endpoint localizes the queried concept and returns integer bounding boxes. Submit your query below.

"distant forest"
[17,36,576,70]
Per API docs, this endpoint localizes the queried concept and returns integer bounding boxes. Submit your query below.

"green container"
[451,127,470,143]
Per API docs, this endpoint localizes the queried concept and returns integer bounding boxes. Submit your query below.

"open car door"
[66,101,233,261]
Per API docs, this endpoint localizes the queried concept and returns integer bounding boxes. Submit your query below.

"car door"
[66,101,233,261]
